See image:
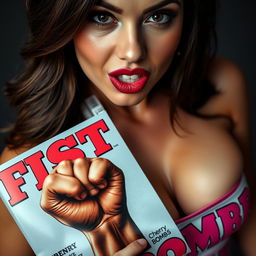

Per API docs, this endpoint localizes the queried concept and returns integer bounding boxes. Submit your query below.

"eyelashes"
[89,11,117,26]
[88,9,178,28]
[144,10,178,26]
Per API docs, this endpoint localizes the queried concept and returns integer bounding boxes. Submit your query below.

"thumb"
[113,239,148,256]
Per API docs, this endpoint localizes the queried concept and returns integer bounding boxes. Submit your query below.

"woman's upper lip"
[108,68,150,77]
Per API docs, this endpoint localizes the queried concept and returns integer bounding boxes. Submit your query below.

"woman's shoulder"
[208,57,247,91]
[200,57,248,120]
[0,148,16,164]
[0,146,29,164]
[208,57,246,83]
[203,57,250,149]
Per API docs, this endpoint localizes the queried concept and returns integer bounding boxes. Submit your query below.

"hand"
[40,158,126,231]
[113,239,148,256]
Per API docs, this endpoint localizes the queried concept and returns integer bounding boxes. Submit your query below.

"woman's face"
[74,0,183,106]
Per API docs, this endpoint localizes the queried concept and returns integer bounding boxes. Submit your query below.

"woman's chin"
[105,92,147,107]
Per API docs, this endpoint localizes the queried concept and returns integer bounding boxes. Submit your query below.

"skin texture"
[0,0,255,255]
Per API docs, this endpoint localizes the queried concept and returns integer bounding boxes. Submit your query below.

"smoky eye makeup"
[144,9,179,27]
[88,10,118,27]
[86,4,180,29]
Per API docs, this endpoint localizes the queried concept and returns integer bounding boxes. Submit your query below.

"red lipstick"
[108,68,150,94]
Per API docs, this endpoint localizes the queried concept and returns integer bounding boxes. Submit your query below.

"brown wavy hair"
[5,0,217,148]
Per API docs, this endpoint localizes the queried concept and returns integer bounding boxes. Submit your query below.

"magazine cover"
[0,96,190,256]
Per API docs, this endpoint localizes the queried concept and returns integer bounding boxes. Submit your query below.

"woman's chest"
[116,111,243,219]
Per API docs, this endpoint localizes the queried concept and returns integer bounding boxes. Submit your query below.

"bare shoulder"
[203,57,249,122]
[0,146,29,164]
[200,57,250,149]
[208,57,246,89]
[0,147,18,164]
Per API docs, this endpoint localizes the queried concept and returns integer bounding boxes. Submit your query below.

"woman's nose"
[116,22,146,63]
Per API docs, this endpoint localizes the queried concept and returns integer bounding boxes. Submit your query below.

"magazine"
[0,96,190,256]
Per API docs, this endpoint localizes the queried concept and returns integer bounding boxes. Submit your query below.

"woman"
[0,0,255,255]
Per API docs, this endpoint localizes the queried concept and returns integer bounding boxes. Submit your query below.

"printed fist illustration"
[40,158,127,231]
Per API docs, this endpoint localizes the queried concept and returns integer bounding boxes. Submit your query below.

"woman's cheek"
[149,33,179,68]
[149,20,183,65]
[74,30,114,68]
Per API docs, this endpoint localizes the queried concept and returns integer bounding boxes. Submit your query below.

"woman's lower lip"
[109,76,149,94]
[108,68,150,94]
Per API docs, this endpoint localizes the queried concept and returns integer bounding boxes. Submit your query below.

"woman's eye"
[144,10,177,25]
[91,12,117,26]
[148,14,169,23]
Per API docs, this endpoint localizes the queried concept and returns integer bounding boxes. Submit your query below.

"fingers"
[72,158,122,194]
[113,239,148,256]
[73,158,99,196]
[88,158,110,189]
[41,172,86,212]
[54,160,73,176]
[45,158,122,200]
[53,158,99,197]
[42,159,89,205]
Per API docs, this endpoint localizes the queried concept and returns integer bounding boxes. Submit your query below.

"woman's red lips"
[108,68,150,94]
[109,68,149,76]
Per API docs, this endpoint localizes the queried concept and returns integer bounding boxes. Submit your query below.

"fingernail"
[137,238,147,247]
[90,188,99,196]
[98,181,107,189]
[79,192,87,200]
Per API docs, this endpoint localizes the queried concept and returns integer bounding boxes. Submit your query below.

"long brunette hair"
[5,0,217,148]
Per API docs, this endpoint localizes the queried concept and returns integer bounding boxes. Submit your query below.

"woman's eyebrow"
[95,0,181,15]
[95,1,123,14]
[143,0,181,14]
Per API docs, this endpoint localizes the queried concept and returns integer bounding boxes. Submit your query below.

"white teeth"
[117,75,140,83]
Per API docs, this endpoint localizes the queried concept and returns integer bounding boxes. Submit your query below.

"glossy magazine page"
[0,96,190,256]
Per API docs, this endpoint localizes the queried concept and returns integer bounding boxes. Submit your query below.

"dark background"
[0,1,255,255]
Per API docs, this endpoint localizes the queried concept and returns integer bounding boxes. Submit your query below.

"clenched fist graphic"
[41,158,144,256]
